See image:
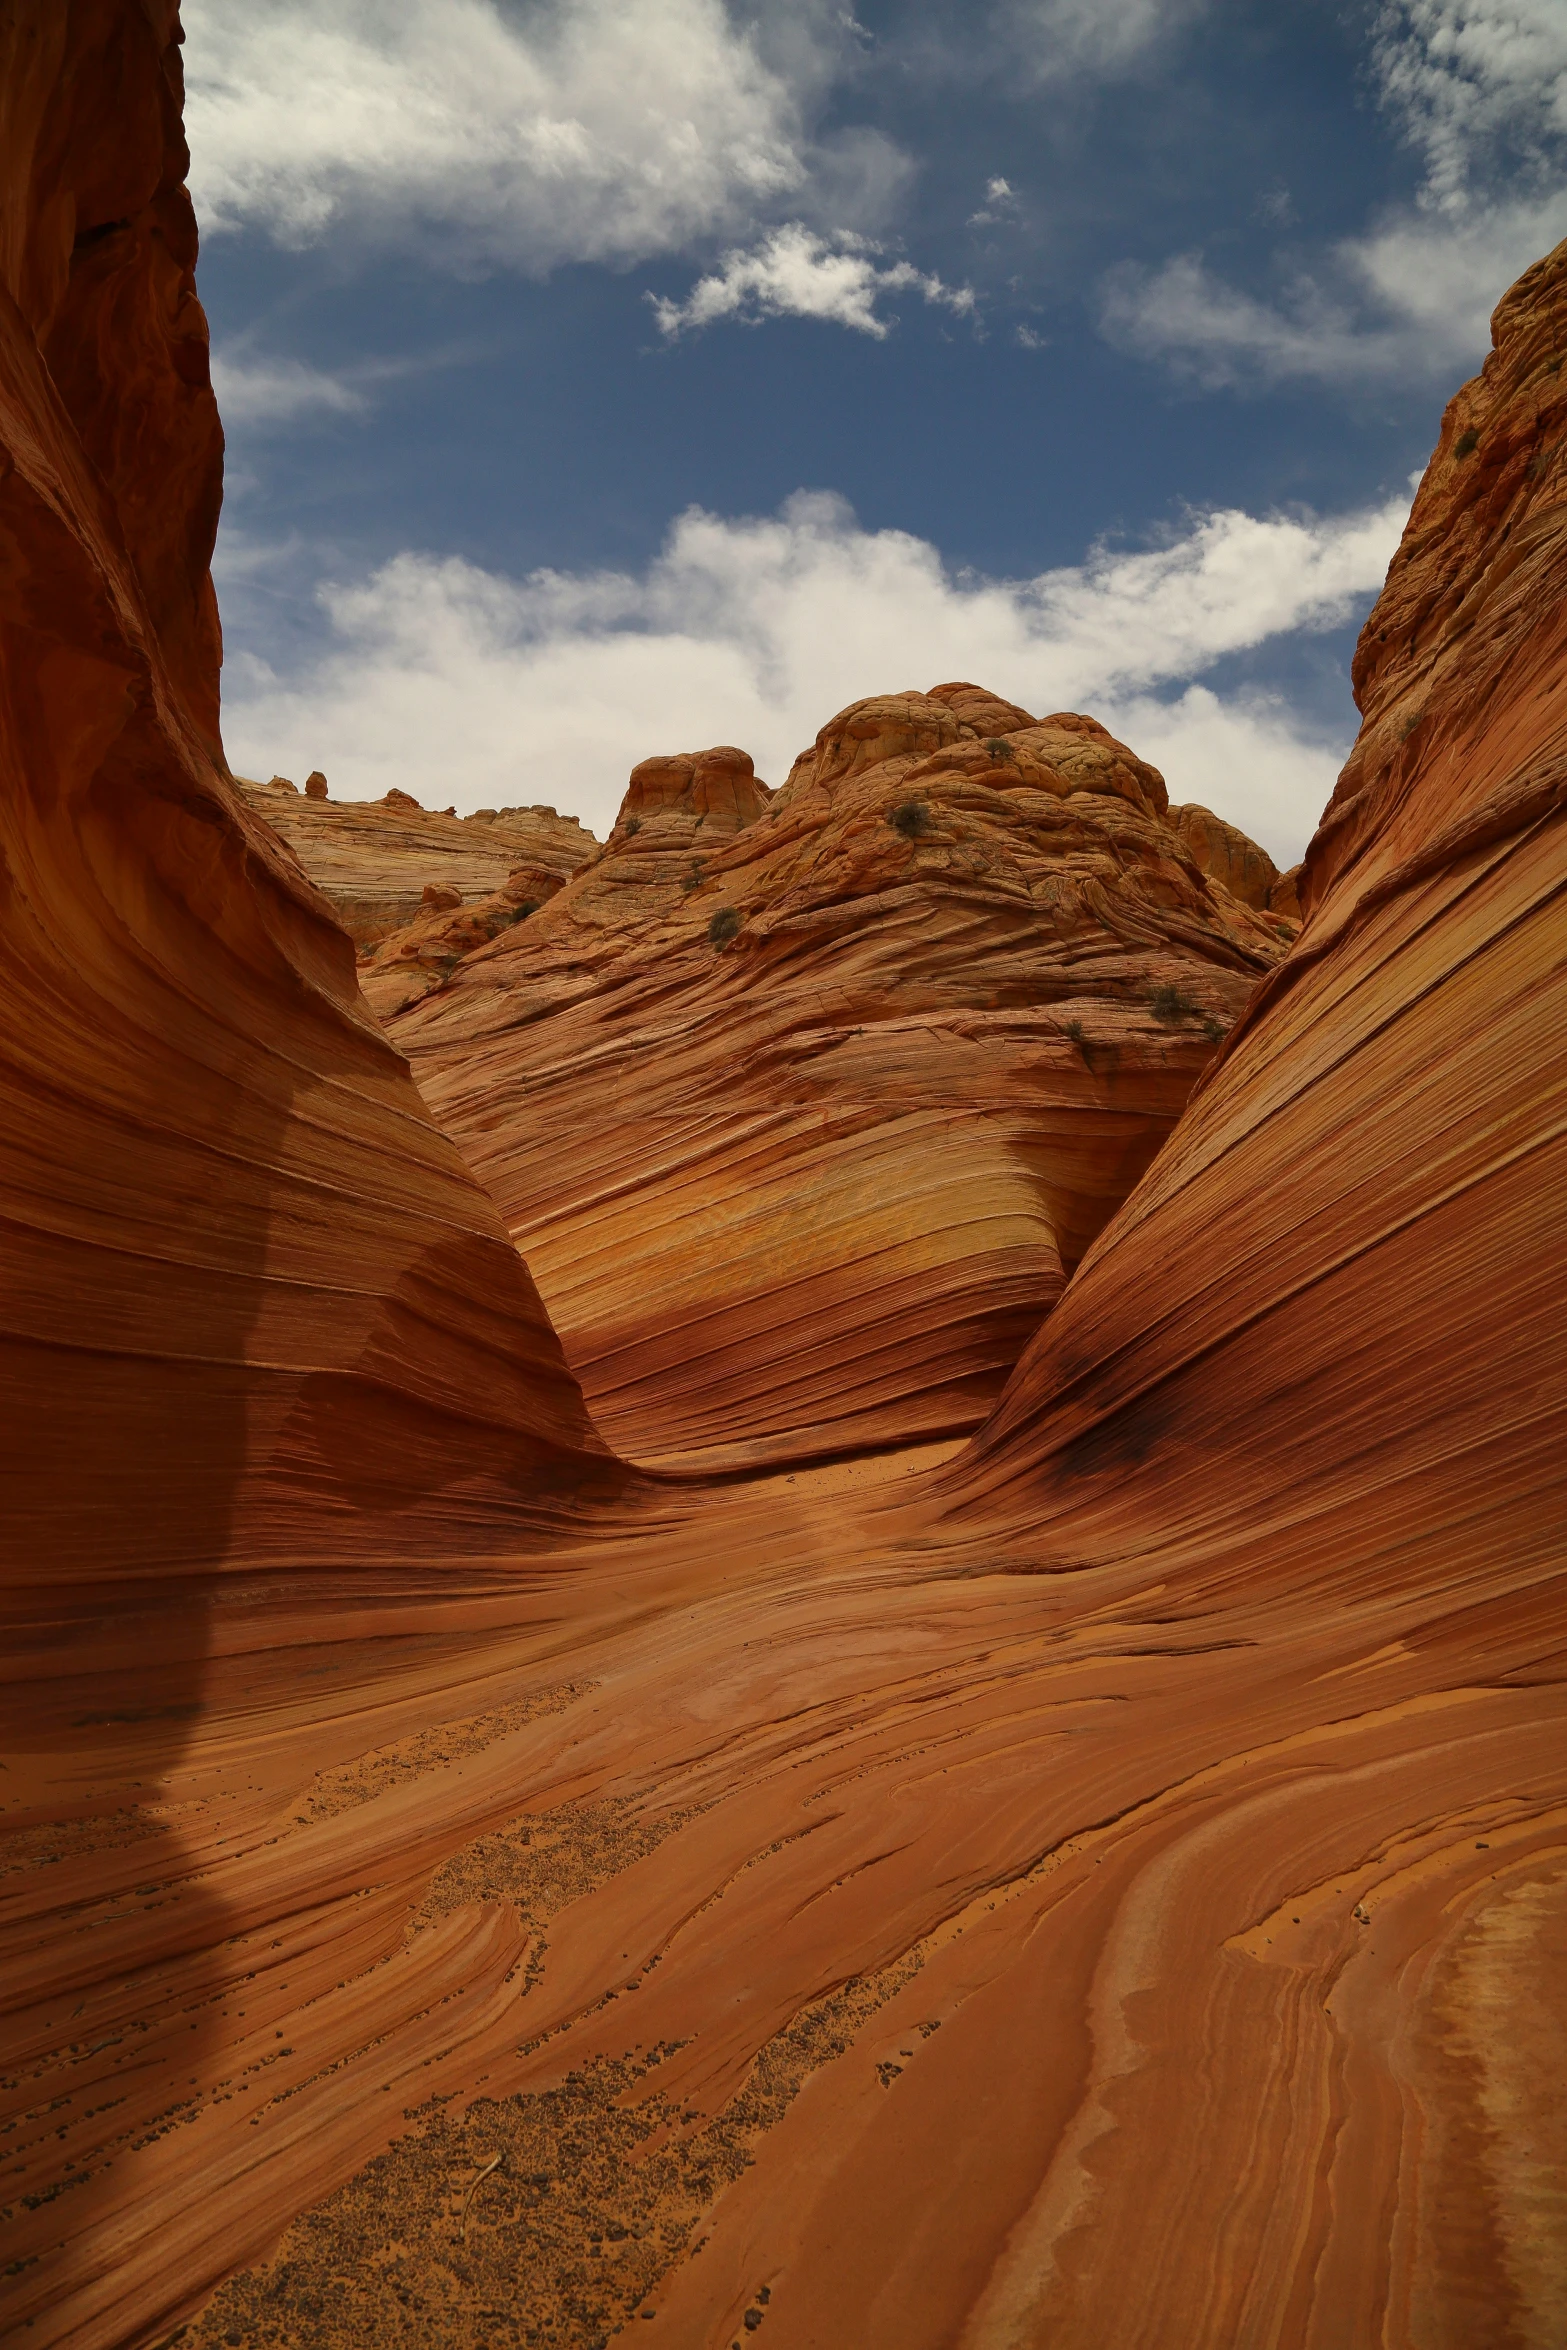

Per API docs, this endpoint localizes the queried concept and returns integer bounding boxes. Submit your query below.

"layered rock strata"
[238,775,596,947]
[389,692,1294,1469]
[0,4,621,1626]
[3,18,1566,2348]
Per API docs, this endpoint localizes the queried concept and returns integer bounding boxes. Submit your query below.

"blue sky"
[187,0,1567,861]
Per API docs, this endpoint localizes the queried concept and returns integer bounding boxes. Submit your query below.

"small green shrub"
[890,799,932,839]
[1201,1014,1226,1042]
[510,900,539,924]
[985,737,1017,763]
[1453,427,1480,458]
[1149,981,1201,1025]
[1063,1017,1086,1049]
[708,905,742,947]
[622,814,641,835]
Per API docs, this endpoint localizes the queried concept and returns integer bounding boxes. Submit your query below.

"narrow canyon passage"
[2,10,1566,2349]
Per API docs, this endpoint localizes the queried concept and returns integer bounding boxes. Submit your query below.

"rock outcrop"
[0,2,619,1644]
[4,18,1565,2347]
[238,775,596,946]
[388,688,1294,1468]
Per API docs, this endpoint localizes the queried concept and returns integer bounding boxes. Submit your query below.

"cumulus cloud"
[649,224,975,338]
[181,0,852,268]
[219,488,1406,863]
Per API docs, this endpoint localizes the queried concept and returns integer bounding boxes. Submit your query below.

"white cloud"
[218,488,1406,865]
[968,175,1020,226]
[1100,193,1567,388]
[649,224,975,338]
[1373,0,1567,213]
[1100,686,1349,859]
[210,353,368,428]
[1100,1,1567,391]
[182,0,851,269]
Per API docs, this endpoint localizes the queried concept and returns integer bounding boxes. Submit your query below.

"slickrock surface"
[4,18,1566,2347]
[0,6,621,1619]
[237,776,597,947]
[389,692,1293,1469]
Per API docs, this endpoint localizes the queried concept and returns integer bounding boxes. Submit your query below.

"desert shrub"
[1453,427,1480,458]
[889,799,932,839]
[985,737,1017,763]
[622,814,641,836]
[1063,1018,1086,1048]
[1149,980,1201,1024]
[510,901,539,924]
[708,905,742,947]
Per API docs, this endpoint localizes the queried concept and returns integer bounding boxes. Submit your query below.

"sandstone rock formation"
[3,17,1565,2348]
[238,774,596,946]
[1168,795,1301,914]
[0,0,621,1840]
[387,690,1294,1469]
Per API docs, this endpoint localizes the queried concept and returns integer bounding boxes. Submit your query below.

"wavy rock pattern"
[239,776,597,947]
[0,7,618,1629]
[390,692,1293,1468]
[2,17,1566,2348]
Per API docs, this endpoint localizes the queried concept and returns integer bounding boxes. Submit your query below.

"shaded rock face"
[237,777,596,948]
[389,687,1294,1470]
[0,0,225,758]
[0,1,615,1622]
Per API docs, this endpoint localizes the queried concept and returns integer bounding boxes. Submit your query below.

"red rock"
[237,779,597,946]
[389,695,1293,1469]
[1167,797,1280,908]
[1267,860,1303,917]
[0,0,616,1635]
[4,23,1565,2345]
[304,768,328,798]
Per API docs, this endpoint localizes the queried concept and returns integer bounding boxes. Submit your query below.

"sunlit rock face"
[908,236,1567,2347]
[237,776,598,948]
[388,686,1293,1470]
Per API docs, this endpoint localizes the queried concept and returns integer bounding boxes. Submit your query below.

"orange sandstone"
[388,690,1293,1469]
[2,19,1565,2349]
[238,775,596,946]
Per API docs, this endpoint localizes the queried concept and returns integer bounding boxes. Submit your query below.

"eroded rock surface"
[0,0,618,1655]
[4,19,1566,2348]
[238,776,597,947]
[388,687,1294,1468]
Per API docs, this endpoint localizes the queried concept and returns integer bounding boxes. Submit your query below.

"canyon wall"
[0,0,620,1666]
[386,694,1293,1468]
[2,12,1564,2345]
